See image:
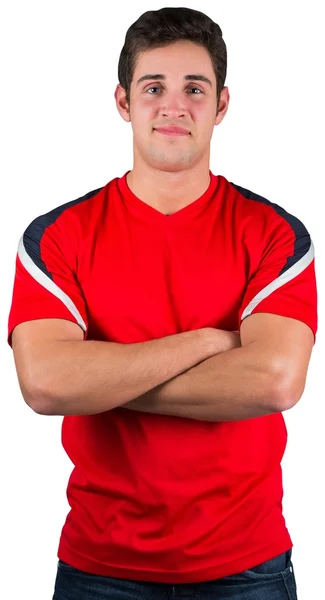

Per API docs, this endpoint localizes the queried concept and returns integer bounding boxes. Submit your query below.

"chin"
[147,160,192,173]
[147,150,197,171]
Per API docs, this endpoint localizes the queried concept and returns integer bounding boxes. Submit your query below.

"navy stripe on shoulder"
[23,186,103,280]
[230,182,311,276]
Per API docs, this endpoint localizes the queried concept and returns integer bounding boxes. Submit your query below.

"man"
[8,7,316,600]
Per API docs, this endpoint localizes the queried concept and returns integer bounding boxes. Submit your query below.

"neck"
[126,160,211,214]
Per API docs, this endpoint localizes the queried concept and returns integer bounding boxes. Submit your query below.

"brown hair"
[118,7,227,111]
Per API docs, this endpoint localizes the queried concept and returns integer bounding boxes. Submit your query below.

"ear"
[215,86,230,125]
[115,84,131,122]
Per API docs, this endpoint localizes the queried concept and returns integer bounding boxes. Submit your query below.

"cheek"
[189,113,212,137]
[132,100,157,128]
[196,98,215,114]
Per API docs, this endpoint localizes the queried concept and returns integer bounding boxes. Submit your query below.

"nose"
[159,93,187,119]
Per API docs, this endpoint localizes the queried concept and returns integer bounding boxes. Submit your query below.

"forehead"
[133,40,215,79]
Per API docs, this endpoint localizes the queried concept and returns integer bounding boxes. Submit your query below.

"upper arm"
[236,201,317,409]
[240,312,314,409]
[12,318,83,408]
[8,214,89,409]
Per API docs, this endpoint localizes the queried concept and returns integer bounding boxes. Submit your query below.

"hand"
[230,331,241,348]
[210,329,241,355]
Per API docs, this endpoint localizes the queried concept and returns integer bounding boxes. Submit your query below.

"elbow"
[21,374,57,415]
[31,398,57,416]
[270,370,305,412]
[31,388,58,416]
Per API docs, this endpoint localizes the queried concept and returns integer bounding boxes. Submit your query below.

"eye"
[187,87,203,94]
[145,85,204,95]
[146,86,162,94]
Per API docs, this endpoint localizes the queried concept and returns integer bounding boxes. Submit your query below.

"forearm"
[122,344,283,421]
[30,328,217,416]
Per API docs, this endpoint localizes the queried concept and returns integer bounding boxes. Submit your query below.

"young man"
[8,7,316,600]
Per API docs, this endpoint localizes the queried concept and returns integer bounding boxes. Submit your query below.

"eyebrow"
[136,74,212,87]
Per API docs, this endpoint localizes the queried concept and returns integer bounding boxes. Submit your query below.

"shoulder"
[25,184,105,235]
[19,183,111,270]
[219,175,310,239]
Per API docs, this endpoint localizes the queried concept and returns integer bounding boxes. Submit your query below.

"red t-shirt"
[7,172,317,583]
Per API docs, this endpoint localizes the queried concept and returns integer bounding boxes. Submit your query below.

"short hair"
[118,7,227,110]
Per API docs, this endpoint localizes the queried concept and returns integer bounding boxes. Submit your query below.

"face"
[115,40,229,172]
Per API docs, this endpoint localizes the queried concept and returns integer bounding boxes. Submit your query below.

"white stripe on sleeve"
[240,241,314,321]
[18,236,87,332]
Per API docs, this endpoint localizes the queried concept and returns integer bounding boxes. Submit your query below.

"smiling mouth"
[154,127,190,137]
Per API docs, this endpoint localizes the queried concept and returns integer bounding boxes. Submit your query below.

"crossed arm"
[122,313,314,422]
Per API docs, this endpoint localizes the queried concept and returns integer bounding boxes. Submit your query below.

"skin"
[115,40,230,214]
[113,39,315,421]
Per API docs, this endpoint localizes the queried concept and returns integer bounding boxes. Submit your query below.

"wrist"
[203,328,241,356]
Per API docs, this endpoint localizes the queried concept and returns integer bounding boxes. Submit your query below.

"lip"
[154,126,190,136]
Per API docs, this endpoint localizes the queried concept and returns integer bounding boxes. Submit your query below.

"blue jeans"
[52,549,297,599]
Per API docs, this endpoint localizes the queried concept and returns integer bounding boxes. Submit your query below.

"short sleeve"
[238,212,318,342]
[7,214,88,348]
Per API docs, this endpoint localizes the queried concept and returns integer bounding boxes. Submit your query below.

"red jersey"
[7,172,317,583]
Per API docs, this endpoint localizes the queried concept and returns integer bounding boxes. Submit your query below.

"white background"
[1,1,324,598]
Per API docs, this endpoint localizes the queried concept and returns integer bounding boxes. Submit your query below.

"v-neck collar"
[118,170,219,225]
